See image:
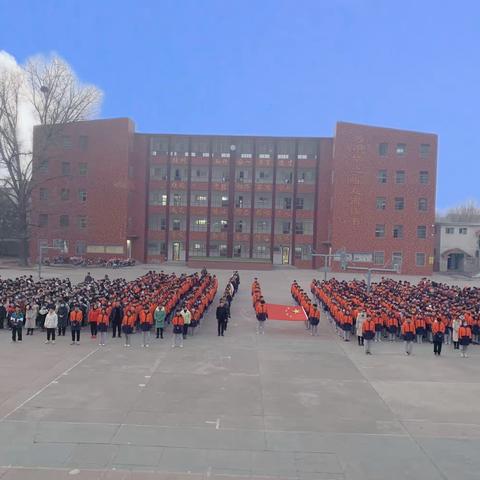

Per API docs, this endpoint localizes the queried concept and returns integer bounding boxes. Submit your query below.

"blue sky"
[0,0,478,210]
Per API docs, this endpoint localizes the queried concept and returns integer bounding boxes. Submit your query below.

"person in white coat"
[44,307,58,344]
[452,316,461,350]
[356,311,366,346]
[25,303,38,335]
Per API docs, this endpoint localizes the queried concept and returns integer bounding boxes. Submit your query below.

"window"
[235,220,243,233]
[59,215,69,227]
[283,197,292,209]
[282,221,291,234]
[396,143,406,155]
[190,242,206,256]
[378,170,387,184]
[394,197,404,210]
[295,197,304,210]
[77,215,87,229]
[392,252,403,268]
[253,244,270,258]
[419,171,429,184]
[193,194,208,206]
[295,222,304,234]
[194,168,208,180]
[39,159,48,174]
[256,196,270,208]
[172,219,181,231]
[256,220,269,233]
[459,227,468,235]
[418,198,428,211]
[192,218,208,232]
[150,192,168,206]
[393,225,404,239]
[62,135,72,149]
[395,170,405,184]
[294,247,303,260]
[78,189,87,202]
[61,162,71,176]
[297,140,317,159]
[376,197,386,210]
[53,239,68,251]
[420,144,430,156]
[446,227,454,234]
[375,224,385,238]
[60,188,70,201]
[148,241,162,255]
[39,214,48,227]
[173,193,183,206]
[416,253,426,266]
[79,163,88,175]
[39,188,48,200]
[235,195,244,208]
[75,241,86,255]
[79,135,88,151]
[417,225,427,239]
[379,143,388,156]
[151,166,168,179]
[373,251,385,265]
[149,215,166,231]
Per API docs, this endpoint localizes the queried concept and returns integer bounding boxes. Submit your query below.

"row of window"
[149,215,314,235]
[38,214,87,229]
[38,160,88,176]
[39,188,87,202]
[445,227,468,235]
[150,192,314,210]
[372,251,428,267]
[375,224,428,239]
[376,197,428,211]
[378,142,431,157]
[151,137,318,159]
[378,170,430,184]
[152,166,316,184]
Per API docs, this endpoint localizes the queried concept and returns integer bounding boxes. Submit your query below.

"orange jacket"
[401,322,415,335]
[123,312,136,328]
[69,310,83,323]
[432,321,445,334]
[459,326,472,339]
[139,310,153,324]
[172,314,184,326]
[97,313,109,326]
[362,320,375,334]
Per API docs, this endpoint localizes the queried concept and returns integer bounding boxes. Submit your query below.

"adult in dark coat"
[216,302,228,336]
[57,301,69,336]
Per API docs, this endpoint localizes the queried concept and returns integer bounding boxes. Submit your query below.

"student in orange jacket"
[362,317,376,355]
[401,316,416,356]
[88,304,99,339]
[172,310,184,348]
[255,299,268,335]
[432,318,445,356]
[139,306,153,347]
[69,305,83,345]
[458,320,472,358]
[309,304,321,336]
[97,308,109,346]
[122,308,136,347]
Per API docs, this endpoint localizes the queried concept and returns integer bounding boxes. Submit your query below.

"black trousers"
[357,335,364,346]
[218,320,226,336]
[433,341,442,355]
[182,324,189,338]
[90,322,98,336]
[112,322,122,337]
[58,326,66,336]
[453,341,459,349]
[12,326,22,341]
[156,327,163,338]
[71,330,80,342]
[47,328,56,341]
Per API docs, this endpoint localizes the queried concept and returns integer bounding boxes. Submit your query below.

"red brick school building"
[30,119,437,274]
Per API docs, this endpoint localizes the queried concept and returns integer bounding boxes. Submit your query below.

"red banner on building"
[266,304,307,321]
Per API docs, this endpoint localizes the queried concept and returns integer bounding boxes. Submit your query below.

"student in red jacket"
[97,308,109,346]
[172,310,184,348]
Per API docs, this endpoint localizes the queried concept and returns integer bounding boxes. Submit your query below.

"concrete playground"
[0,264,478,479]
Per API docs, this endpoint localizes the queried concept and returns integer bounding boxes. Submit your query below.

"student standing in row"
[172,310,184,348]
[432,317,445,356]
[25,303,37,335]
[44,307,58,344]
[122,308,136,347]
[57,301,69,336]
[459,321,472,358]
[69,305,83,345]
[356,311,366,346]
[401,316,415,355]
[154,305,165,339]
[362,316,375,355]
[97,307,109,346]
[139,305,153,347]
[10,306,24,343]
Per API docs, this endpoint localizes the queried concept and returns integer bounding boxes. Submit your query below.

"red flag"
[266,304,307,321]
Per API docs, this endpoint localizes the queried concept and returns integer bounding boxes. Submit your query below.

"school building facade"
[30,118,437,274]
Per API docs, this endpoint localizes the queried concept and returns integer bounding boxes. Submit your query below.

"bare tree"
[442,200,480,223]
[0,54,102,265]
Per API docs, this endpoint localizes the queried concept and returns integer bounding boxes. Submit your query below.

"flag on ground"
[266,304,307,321]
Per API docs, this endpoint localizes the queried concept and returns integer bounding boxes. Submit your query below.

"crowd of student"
[215,271,240,336]
[251,278,268,334]
[311,277,478,357]
[291,281,321,335]
[0,270,218,348]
